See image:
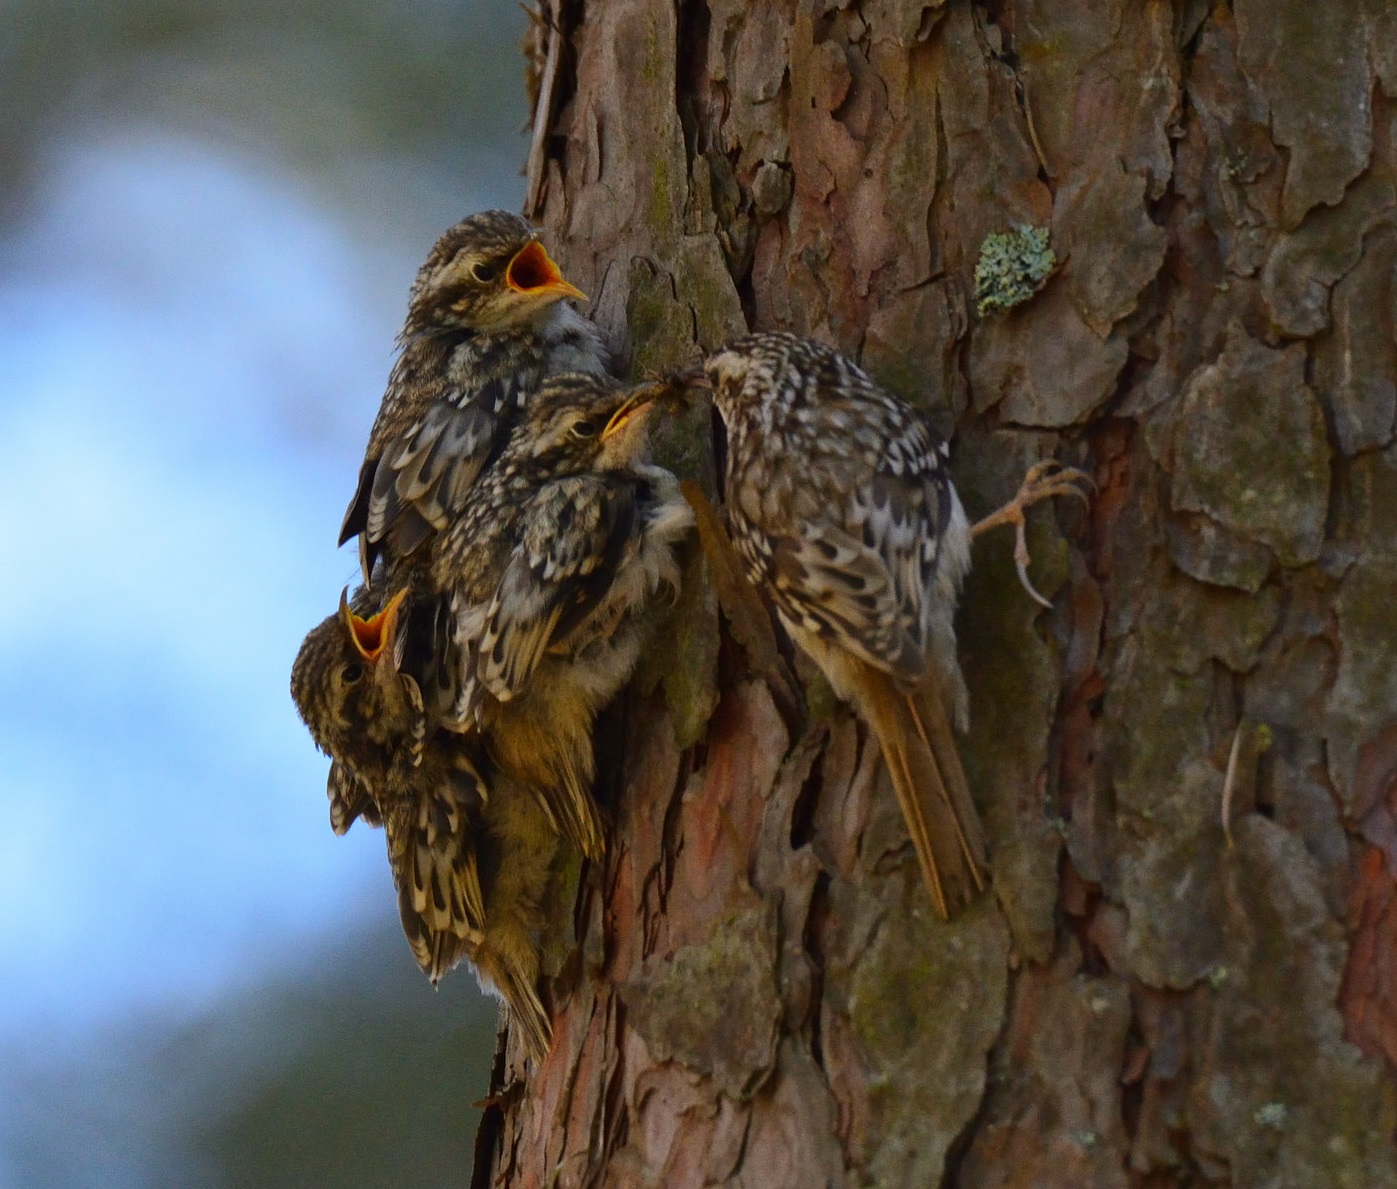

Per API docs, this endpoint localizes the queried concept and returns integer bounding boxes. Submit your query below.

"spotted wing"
[749,397,957,683]
[474,476,637,704]
[327,762,381,835]
[389,754,489,984]
[362,374,524,574]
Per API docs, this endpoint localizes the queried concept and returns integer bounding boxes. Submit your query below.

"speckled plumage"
[290,589,487,965]
[339,210,608,583]
[290,588,557,1057]
[430,373,695,861]
[705,331,988,918]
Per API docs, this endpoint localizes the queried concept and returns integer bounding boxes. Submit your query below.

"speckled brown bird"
[431,372,695,861]
[290,588,559,1058]
[290,588,486,970]
[704,332,989,918]
[703,332,1091,917]
[338,210,608,585]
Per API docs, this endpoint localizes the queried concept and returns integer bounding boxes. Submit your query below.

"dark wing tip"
[338,457,378,547]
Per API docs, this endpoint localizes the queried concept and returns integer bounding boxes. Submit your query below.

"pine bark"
[475,3,1397,1185]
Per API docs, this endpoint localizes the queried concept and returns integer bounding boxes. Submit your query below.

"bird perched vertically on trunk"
[290,588,487,977]
[339,210,608,585]
[289,588,558,1058]
[430,372,695,862]
[703,331,1089,919]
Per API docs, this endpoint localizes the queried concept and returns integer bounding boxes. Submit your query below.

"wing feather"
[475,477,635,703]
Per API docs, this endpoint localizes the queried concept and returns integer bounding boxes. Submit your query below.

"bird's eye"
[471,262,497,283]
[570,418,598,438]
[341,662,364,685]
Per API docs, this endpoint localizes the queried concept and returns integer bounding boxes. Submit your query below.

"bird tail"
[469,771,560,1063]
[850,660,989,919]
[475,949,552,1063]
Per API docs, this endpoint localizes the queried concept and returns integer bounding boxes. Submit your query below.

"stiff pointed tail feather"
[477,950,552,1063]
[852,661,989,919]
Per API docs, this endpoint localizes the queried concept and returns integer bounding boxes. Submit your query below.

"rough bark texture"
[475,3,1397,1185]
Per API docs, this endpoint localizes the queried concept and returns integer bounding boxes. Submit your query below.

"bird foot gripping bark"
[969,460,1094,609]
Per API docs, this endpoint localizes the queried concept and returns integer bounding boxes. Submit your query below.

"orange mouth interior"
[341,588,408,661]
[350,614,388,659]
[506,241,586,301]
[507,241,560,291]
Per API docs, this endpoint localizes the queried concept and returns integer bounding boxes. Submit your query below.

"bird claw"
[971,460,1094,609]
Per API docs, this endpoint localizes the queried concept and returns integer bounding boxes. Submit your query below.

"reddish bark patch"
[1341,846,1397,1071]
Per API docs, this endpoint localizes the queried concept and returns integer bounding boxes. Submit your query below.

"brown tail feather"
[476,950,552,1062]
[849,660,989,918]
[470,774,558,1062]
[907,677,989,895]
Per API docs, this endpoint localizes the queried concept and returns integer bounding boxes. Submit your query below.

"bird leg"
[970,460,1094,609]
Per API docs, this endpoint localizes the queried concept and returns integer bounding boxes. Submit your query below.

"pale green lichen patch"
[1169,325,1330,571]
[620,903,780,1098]
[843,896,1010,1185]
[974,224,1057,316]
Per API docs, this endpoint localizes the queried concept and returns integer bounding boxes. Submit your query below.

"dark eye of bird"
[570,419,598,439]
[471,261,497,283]
[341,662,364,685]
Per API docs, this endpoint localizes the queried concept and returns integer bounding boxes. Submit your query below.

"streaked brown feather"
[844,658,988,919]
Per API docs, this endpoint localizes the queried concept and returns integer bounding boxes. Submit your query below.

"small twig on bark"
[1221,719,1245,848]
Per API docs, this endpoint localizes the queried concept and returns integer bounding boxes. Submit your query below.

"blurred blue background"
[0,2,528,1183]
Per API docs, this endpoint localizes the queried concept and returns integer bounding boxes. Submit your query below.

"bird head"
[702,331,805,423]
[508,374,663,474]
[290,587,420,781]
[403,210,586,338]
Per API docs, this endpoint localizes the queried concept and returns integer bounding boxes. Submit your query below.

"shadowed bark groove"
[476,2,1397,1185]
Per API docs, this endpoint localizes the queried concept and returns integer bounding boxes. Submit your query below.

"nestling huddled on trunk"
[290,211,1090,1064]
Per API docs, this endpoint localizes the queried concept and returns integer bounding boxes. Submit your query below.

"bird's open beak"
[340,587,410,662]
[506,240,587,303]
[601,386,662,440]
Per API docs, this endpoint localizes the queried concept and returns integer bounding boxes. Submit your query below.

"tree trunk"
[474,2,1397,1185]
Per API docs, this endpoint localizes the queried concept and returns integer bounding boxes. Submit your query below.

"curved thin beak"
[601,386,661,440]
[346,587,410,662]
[506,240,587,302]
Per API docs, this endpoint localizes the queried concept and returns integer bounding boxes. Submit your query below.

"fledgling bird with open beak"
[703,332,1090,919]
[430,372,695,862]
[339,210,608,585]
[290,588,562,1058]
[290,588,488,976]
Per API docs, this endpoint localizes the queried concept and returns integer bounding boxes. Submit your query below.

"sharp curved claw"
[973,459,1095,608]
[1015,524,1054,609]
